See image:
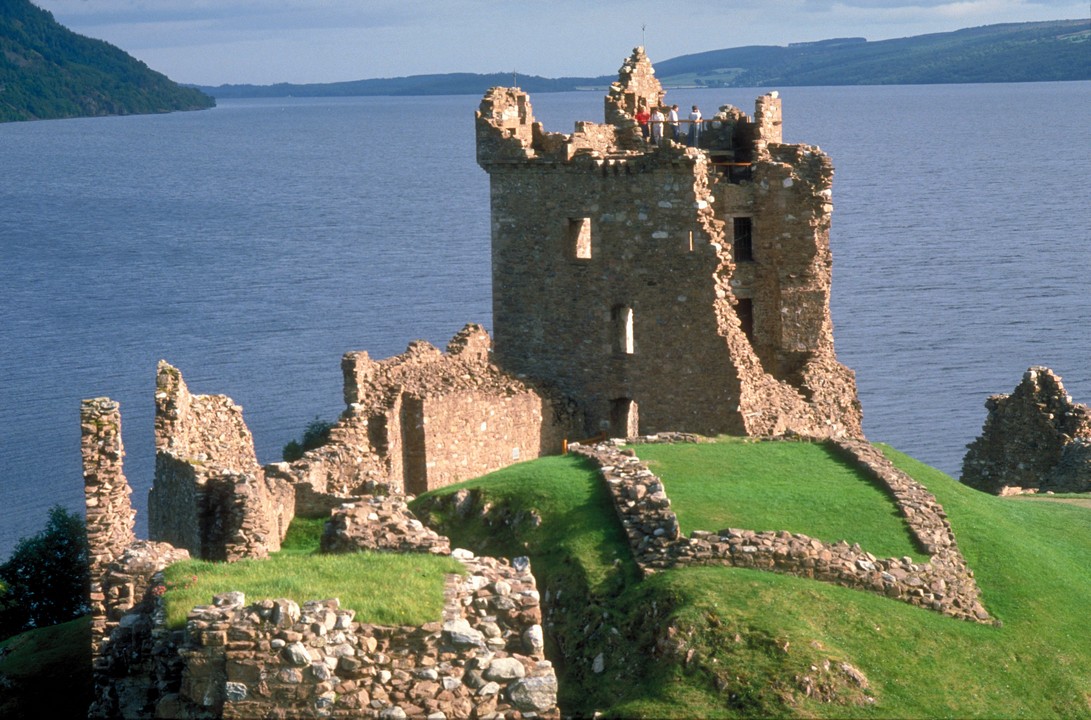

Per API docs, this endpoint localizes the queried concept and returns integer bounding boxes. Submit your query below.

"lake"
[1,81,1088,558]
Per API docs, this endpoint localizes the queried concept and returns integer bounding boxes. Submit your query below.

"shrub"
[0,506,89,640]
[282,417,334,462]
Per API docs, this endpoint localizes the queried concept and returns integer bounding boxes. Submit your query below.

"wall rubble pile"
[962,366,1091,494]
[321,495,452,556]
[572,436,992,623]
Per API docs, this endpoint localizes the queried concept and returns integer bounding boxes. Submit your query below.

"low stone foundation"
[92,551,557,719]
[572,435,992,624]
[321,496,452,556]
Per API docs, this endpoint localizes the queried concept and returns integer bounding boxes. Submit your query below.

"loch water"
[1,82,1089,557]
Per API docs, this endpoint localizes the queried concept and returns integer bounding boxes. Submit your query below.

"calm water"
[2,83,1089,557]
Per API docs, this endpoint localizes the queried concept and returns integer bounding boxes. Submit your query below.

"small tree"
[282,417,334,462]
[0,506,89,640]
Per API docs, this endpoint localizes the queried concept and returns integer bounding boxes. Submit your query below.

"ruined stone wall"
[82,397,136,657]
[149,361,292,561]
[573,436,991,623]
[80,394,192,706]
[962,366,1091,494]
[477,47,861,440]
[321,495,452,555]
[91,554,557,719]
[335,324,580,495]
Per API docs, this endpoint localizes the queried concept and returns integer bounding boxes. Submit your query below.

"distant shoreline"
[197,19,1088,99]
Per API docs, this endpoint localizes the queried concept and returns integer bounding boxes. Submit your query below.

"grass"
[13,441,1091,718]
[417,441,1091,718]
[161,517,464,629]
[0,616,92,719]
[412,454,639,594]
[633,438,927,560]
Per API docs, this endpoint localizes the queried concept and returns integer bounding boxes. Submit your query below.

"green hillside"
[6,440,1091,717]
[413,442,1091,718]
[0,0,214,123]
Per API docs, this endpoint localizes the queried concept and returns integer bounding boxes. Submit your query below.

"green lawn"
[633,438,927,560]
[416,442,1091,719]
[161,517,464,629]
[11,441,1091,718]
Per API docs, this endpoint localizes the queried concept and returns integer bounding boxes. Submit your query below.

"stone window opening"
[735,298,754,341]
[611,304,634,355]
[567,217,593,260]
[610,397,639,438]
[733,217,753,262]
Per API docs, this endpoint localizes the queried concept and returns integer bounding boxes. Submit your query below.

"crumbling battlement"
[962,367,1091,494]
[476,47,861,441]
[149,361,293,562]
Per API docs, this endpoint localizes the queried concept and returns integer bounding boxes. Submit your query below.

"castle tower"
[475,48,861,439]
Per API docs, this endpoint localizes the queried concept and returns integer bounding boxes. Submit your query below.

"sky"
[31,0,1088,86]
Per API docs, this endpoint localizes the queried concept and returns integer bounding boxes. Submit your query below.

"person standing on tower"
[688,105,702,146]
[635,102,651,139]
[650,106,665,144]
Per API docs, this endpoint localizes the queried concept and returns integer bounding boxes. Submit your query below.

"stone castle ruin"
[75,48,912,718]
[962,366,1091,494]
[476,46,862,439]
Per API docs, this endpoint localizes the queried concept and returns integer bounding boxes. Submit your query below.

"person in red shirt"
[635,103,651,139]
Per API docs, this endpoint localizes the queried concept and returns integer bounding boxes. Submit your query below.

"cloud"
[30,0,1089,85]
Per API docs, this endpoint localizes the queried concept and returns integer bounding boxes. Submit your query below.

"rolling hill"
[201,19,1089,99]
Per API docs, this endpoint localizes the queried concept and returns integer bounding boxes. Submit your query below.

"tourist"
[635,103,650,139]
[668,104,680,141]
[688,105,702,146]
[650,106,665,144]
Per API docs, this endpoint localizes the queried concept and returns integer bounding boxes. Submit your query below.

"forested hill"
[204,19,1088,99]
[0,0,214,123]
[653,19,1089,87]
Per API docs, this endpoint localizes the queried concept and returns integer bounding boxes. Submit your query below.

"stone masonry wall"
[321,495,452,555]
[80,394,192,716]
[572,436,991,623]
[962,366,1091,494]
[149,361,293,561]
[92,550,557,719]
[333,324,580,495]
[174,551,557,720]
[82,397,137,656]
[477,47,861,441]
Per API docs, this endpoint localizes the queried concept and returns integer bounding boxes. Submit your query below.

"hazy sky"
[31,0,1087,86]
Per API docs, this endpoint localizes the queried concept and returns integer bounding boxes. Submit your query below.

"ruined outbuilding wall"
[336,324,580,495]
[962,367,1091,494]
[149,361,293,561]
[476,47,861,440]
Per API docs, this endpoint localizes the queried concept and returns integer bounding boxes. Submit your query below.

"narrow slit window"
[733,217,753,262]
[568,217,592,260]
[612,304,634,355]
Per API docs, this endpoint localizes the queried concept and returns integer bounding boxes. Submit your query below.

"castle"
[79,49,882,718]
[477,46,861,439]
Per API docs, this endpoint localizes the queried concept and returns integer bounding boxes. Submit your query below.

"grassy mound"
[634,438,928,559]
[415,441,1091,718]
